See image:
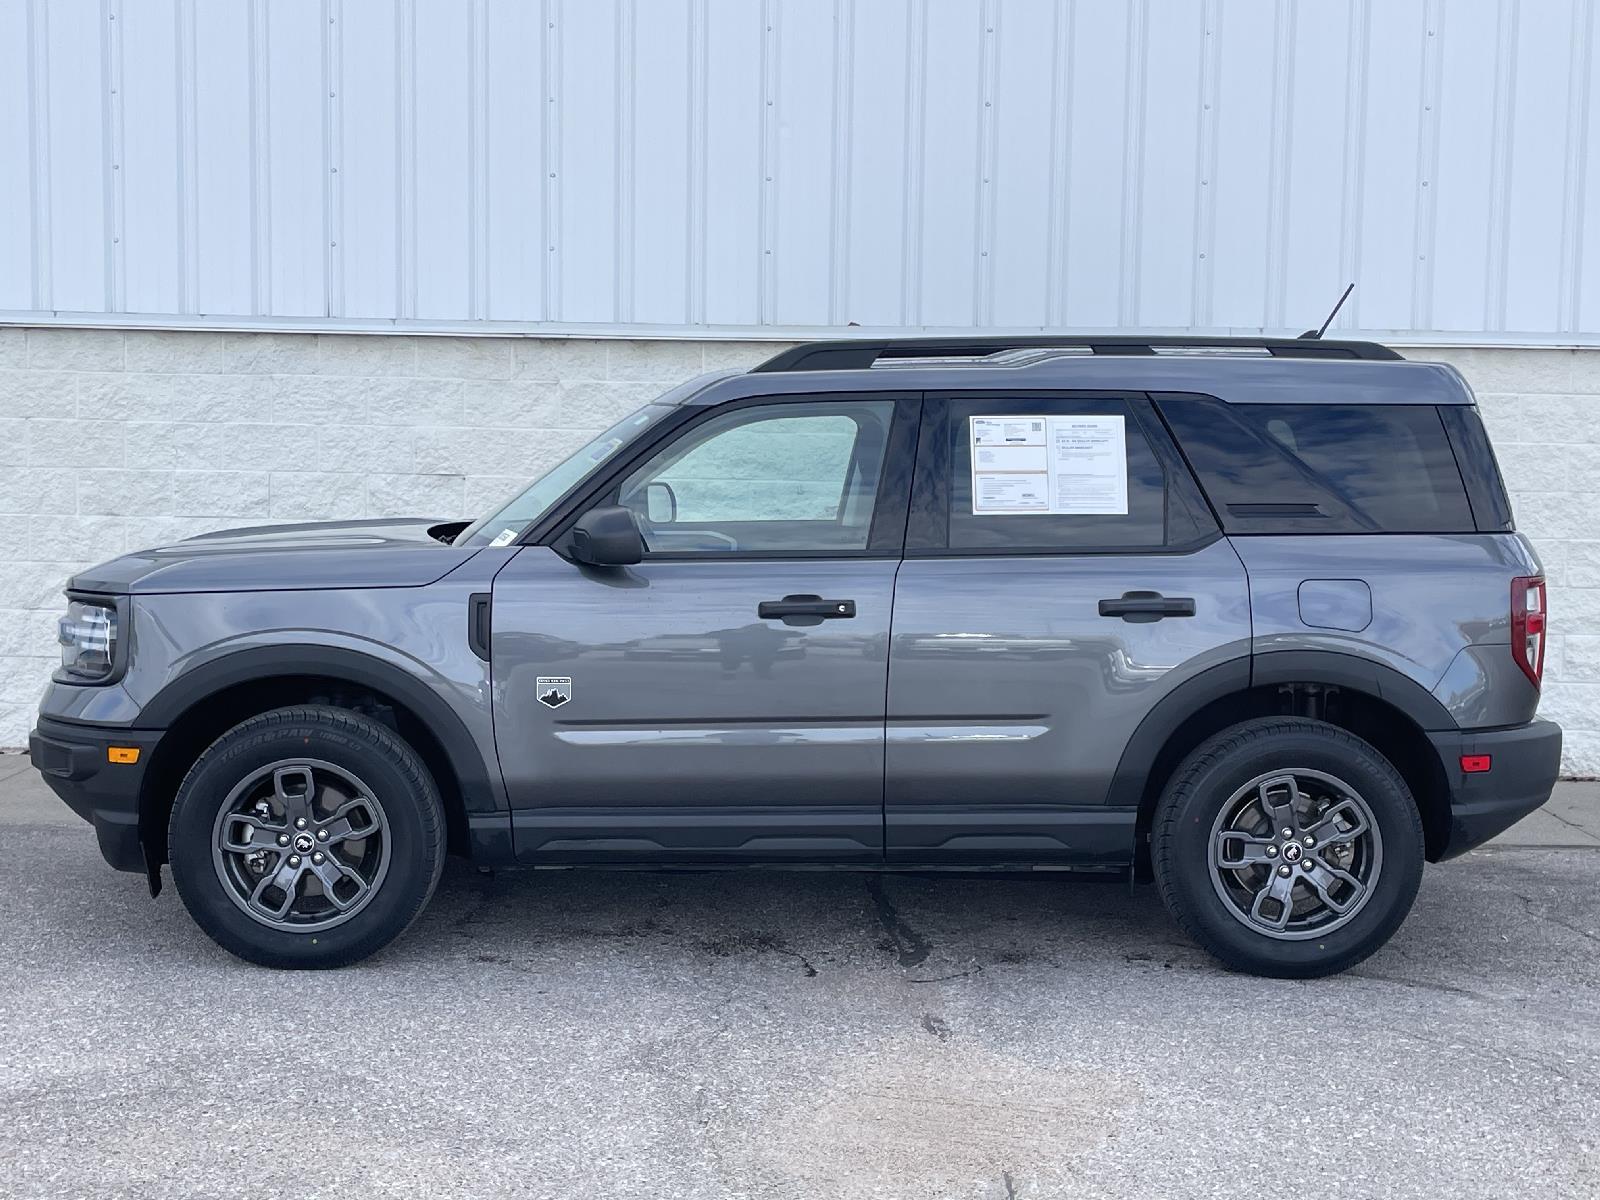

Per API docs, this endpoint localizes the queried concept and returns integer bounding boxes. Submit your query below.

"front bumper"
[1428,718,1563,860]
[28,717,164,873]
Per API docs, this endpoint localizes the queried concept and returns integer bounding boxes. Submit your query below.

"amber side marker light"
[1460,754,1492,774]
[107,747,140,765]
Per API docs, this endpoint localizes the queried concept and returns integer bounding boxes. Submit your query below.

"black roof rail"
[749,335,1403,373]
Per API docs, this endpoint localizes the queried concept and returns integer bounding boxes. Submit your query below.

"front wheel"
[168,706,447,968]
[1152,717,1424,978]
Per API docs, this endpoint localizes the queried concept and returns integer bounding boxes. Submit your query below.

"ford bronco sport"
[29,335,1561,976]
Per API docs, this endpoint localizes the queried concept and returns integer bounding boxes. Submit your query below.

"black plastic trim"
[884,807,1139,866]
[1104,650,1458,813]
[468,593,491,662]
[29,717,161,874]
[512,806,884,864]
[751,336,1402,372]
[1426,719,1561,860]
[1251,650,1458,731]
[1105,658,1253,809]
[133,645,501,812]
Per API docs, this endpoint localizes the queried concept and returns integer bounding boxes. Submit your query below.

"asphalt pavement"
[0,752,1596,1199]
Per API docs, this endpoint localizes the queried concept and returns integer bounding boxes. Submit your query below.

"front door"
[886,392,1252,864]
[491,395,918,863]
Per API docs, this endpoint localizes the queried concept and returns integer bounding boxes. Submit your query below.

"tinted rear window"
[1158,398,1475,534]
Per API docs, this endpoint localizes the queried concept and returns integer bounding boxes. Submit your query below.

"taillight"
[1511,575,1546,688]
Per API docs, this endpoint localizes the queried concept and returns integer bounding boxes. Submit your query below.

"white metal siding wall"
[1,0,1597,341]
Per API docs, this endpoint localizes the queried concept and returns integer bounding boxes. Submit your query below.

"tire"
[168,705,447,969]
[1152,717,1424,979]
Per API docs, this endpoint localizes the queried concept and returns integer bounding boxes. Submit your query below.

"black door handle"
[758,594,856,623]
[1097,591,1196,622]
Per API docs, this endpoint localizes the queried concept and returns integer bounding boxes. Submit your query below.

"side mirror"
[569,505,646,567]
[644,480,678,523]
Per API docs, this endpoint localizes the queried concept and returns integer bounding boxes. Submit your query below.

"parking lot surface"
[1,755,1597,1199]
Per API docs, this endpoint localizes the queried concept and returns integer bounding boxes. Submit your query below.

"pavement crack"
[1002,1170,1018,1200]
[1541,809,1600,842]
[920,1013,952,1042]
[1511,890,1600,946]
[908,964,984,984]
[865,876,931,967]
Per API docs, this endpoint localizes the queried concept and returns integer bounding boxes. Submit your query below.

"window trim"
[904,390,1220,558]
[539,392,923,562]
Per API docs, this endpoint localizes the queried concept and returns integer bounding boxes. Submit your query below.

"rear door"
[885,392,1252,864]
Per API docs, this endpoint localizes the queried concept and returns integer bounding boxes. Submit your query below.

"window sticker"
[970,414,1129,516]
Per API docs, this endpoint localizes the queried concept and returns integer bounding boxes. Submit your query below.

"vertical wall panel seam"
[176,0,200,314]
[899,0,927,325]
[1117,0,1149,326]
[27,0,52,310]
[1558,0,1594,333]
[1191,0,1221,328]
[1410,0,1444,331]
[614,0,634,323]
[1263,2,1296,330]
[1043,0,1073,327]
[687,0,708,325]
[101,0,124,312]
[468,0,489,320]
[541,0,562,321]
[828,0,854,326]
[395,0,416,320]
[1337,0,1370,330]
[321,0,344,319]
[757,0,778,324]
[1485,0,1520,332]
[248,0,270,315]
[974,0,999,327]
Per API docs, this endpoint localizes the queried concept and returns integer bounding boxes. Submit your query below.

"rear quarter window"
[1157,397,1476,535]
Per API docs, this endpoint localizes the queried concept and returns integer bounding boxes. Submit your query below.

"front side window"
[616,400,896,553]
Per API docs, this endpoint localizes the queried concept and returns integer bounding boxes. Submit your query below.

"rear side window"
[1157,397,1475,534]
[907,394,1216,552]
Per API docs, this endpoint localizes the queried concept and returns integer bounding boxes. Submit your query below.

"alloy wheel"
[1206,768,1383,941]
[210,758,391,932]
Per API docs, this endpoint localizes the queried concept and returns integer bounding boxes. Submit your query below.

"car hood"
[70,518,483,595]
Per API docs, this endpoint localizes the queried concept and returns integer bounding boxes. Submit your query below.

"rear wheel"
[1152,717,1424,978]
[168,706,446,968]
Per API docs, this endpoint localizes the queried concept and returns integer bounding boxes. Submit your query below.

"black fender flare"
[136,644,500,813]
[1105,650,1456,811]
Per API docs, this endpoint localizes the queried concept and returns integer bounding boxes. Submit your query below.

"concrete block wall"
[0,327,1596,774]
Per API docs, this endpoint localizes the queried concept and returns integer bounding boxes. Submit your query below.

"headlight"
[57,599,119,683]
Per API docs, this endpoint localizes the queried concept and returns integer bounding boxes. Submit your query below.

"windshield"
[455,404,673,547]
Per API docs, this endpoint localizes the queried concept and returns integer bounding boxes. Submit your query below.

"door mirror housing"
[569,505,646,566]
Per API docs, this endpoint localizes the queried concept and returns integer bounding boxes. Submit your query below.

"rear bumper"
[1427,719,1563,860]
[28,717,163,873]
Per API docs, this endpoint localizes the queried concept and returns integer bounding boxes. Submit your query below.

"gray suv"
[29,336,1561,977]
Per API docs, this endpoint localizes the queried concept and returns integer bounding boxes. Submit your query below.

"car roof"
[673,340,1474,408]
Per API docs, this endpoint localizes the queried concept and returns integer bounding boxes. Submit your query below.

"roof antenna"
[1299,282,1355,339]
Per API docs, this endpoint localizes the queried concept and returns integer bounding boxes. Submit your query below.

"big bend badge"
[535,676,572,709]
